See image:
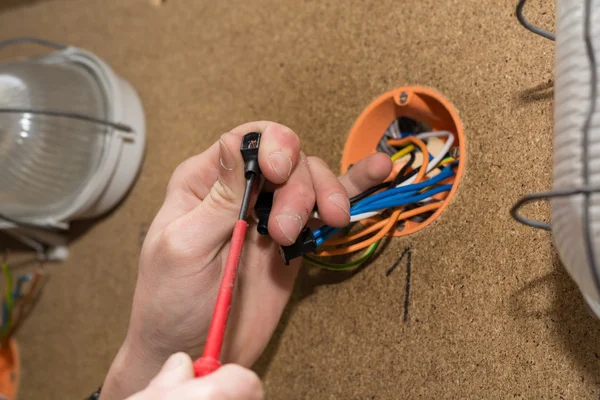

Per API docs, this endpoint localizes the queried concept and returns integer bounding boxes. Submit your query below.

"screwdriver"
[193,132,261,377]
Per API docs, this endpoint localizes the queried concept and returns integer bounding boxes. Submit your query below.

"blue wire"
[315,185,453,246]
[352,185,453,214]
[315,228,341,246]
[2,274,32,325]
[313,161,459,247]
[350,167,455,213]
[14,275,31,298]
[313,225,334,240]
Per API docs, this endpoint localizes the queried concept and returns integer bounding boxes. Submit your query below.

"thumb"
[167,132,253,258]
[146,352,195,390]
[203,132,249,219]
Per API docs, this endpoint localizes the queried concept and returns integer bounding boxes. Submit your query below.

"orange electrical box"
[341,86,465,236]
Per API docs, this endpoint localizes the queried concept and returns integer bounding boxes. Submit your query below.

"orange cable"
[323,202,442,246]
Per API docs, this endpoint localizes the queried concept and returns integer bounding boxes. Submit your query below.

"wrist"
[100,336,166,400]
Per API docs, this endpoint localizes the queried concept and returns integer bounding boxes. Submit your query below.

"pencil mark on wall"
[403,248,412,324]
[385,246,413,324]
[386,247,410,277]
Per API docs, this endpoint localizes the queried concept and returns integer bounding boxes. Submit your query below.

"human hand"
[125,353,262,400]
[101,121,392,399]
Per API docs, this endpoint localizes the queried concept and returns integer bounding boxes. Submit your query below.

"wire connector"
[255,192,273,235]
[278,227,317,265]
[254,190,317,264]
[241,132,261,178]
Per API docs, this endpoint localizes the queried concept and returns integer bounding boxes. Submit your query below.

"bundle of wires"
[0,256,44,344]
[306,119,460,270]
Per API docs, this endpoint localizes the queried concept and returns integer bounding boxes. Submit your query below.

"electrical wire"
[348,152,416,206]
[0,264,12,331]
[324,203,442,246]
[304,240,380,270]
[391,152,417,187]
[2,274,32,326]
[350,164,455,222]
[353,185,452,215]
[348,132,454,222]
[2,264,44,344]
[516,0,555,41]
[349,182,389,206]
[309,124,458,269]
[391,145,415,161]
[352,167,454,211]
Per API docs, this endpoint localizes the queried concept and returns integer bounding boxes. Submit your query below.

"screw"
[399,92,408,104]
[450,147,460,159]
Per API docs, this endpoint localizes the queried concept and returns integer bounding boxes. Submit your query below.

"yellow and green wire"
[0,264,13,334]
[303,240,381,270]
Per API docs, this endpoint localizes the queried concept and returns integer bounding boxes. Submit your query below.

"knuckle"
[274,123,301,148]
[207,177,239,212]
[219,131,234,145]
[286,182,315,203]
[166,159,191,193]
[307,155,327,168]
[157,221,191,259]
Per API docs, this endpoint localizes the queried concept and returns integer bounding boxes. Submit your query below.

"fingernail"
[219,138,234,171]
[328,193,350,216]
[275,213,303,243]
[269,152,292,180]
[163,352,185,372]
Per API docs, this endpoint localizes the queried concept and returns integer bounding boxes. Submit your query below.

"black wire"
[394,165,420,186]
[239,174,256,220]
[511,0,600,296]
[349,182,388,206]
[516,0,556,41]
[0,37,134,133]
[391,152,416,187]
[349,152,417,206]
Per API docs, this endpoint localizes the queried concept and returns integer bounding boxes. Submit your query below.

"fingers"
[306,156,350,227]
[171,364,263,400]
[268,152,316,245]
[263,153,391,245]
[338,152,393,197]
[253,123,300,184]
[164,122,302,255]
